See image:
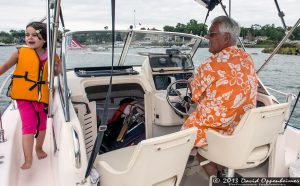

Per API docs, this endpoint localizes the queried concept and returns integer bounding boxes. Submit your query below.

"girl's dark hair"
[26,21,47,48]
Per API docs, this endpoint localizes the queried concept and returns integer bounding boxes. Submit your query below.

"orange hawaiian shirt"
[182,46,258,147]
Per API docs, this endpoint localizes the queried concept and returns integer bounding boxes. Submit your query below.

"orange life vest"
[10,47,49,104]
[108,101,144,124]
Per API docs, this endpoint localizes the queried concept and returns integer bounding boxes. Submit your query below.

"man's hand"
[187,77,193,84]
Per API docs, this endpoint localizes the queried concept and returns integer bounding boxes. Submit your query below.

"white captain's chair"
[96,127,197,186]
[198,103,289,177]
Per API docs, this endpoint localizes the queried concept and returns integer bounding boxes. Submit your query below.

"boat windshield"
[64,30,204,69]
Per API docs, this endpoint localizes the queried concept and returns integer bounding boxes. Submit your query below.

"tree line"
[1,19,300,44]
[163,19,300,43]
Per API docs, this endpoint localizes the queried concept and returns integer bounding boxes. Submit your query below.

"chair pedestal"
[227,169,235,177]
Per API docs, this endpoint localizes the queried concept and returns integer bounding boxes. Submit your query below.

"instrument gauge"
[158,57,167,65]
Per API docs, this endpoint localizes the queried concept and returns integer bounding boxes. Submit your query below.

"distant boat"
[89,46,110,52]
[114,41,124,48]
[0,43,15,46]
[179,44,190,50]
[242,40,257,47]
[171,44,190,51]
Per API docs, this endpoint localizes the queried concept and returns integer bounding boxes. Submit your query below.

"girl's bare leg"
[35,130,47,159]
[21,134,34,169]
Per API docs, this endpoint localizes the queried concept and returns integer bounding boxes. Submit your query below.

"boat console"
[147,52,194,90]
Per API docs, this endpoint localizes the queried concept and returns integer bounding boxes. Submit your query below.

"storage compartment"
[84,83,146,153]
[96,101,119,124]
[153,92,188,126]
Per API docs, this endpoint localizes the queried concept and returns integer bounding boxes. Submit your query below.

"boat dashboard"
[148,53,194,71]
[153,73,193,90]
[147,52,194,90]
[71,51,195,91]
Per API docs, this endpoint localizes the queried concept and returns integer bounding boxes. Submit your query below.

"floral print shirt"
[182,46,258,147]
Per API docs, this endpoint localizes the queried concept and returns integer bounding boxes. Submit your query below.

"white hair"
[212,16,240,44]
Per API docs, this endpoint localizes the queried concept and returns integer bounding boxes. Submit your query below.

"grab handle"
[72,127,81,168]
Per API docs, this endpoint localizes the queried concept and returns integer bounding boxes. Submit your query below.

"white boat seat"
[246,145,269,163]
[198,103,289,177]
[97,145,136,171]
[95,127,197,186]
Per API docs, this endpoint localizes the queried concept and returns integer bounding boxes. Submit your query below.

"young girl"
[0,22,60,169]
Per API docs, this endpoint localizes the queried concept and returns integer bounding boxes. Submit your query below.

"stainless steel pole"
[46,0,53,118]
[0,111,7,143]
[218,0,246,51]
[47,0,61,118]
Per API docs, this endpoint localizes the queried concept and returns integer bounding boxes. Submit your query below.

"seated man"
[182,16,258,176]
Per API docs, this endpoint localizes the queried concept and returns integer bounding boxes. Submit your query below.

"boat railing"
[59,33,70,122]
[0,111,7,143]
[265,86,296,112]
[266,86,300,130]
[265,86,296,101]
[0,74,16,111]
[0,73,11,96]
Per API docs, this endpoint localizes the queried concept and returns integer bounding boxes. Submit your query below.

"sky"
[0,0,299,32]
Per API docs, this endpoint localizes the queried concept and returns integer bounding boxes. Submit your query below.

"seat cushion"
[246,145,269,165]
[97,145,137,170]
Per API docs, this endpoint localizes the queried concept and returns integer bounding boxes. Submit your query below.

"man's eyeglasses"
[206,31,222,37]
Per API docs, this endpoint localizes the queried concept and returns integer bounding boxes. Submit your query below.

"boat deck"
[17,122,55,186]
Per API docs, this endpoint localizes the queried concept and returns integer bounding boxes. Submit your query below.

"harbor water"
[0,46,299,128]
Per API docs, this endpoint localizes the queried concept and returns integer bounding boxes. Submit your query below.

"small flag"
[68,37,83,49]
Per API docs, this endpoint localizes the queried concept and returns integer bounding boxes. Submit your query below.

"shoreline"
[0,44,15,47]
[239,44,300,55]
[1,44,299,55]
[262,47,300,55]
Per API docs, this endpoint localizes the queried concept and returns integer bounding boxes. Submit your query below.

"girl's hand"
[54,59,62,76]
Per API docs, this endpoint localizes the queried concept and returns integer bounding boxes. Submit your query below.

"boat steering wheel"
[166,79,193,118]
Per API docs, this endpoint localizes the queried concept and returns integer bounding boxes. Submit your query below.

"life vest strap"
[29,81,47,91]
[34,112,41,138]
[12,71,47,91]
[12,71,36,83]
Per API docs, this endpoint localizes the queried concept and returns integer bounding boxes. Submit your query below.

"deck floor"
[17,123,55,186]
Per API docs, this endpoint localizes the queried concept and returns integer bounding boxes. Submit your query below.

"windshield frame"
[63,30,205,69]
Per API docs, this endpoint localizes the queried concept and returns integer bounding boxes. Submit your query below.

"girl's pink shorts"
[17,100,47,135]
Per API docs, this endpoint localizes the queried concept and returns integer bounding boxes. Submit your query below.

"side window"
[192,48,210,68]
